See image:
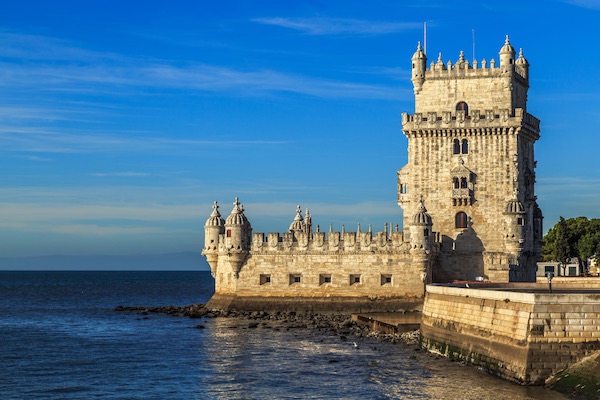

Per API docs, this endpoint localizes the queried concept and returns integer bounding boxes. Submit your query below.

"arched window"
[453,177,460,189]
[424,228,429,237]
[460,177,468,188]
[461,139,469,154]
[453,139,460,154]
[455,212,468,229]
[456,101,469,116]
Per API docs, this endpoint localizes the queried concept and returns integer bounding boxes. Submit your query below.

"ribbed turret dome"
[205,201,225,227]
[515,48,528,65]
[534,203,543,218]
[412,41,426,59]
[225,197,250,226]
[412,198,432,226]
[289,205,304,232]
[499,35,515,55]
[505,197,525,214]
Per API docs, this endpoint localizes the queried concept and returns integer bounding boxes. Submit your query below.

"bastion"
[202,36,544,313]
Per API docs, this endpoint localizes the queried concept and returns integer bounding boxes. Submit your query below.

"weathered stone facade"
[201,36,543,311]
[203,199,434,312]
[399,36,543,282]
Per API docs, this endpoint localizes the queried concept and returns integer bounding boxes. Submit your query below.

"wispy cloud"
[563,0,600,10]
[0,61,404,100]
[0,31,406,101]
[253,17,421,36]
[91,172,151,177]
[0,120,290,154]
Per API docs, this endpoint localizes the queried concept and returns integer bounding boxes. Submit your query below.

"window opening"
[453,139,460,154]
[260,274,271,285]
[461,139,469,154]
[455,212,468,229]
[381,274,392,285]
[456,101,469,115]
[319,274,332,285]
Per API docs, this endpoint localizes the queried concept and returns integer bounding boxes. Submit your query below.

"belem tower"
[202,36,544,312]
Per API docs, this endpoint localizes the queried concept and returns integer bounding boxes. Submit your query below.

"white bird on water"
[353,342,359,349]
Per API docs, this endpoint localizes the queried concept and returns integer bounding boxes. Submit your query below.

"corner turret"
[515,48,529,81]
[410,198,433,251]
[224,197,252,278]
[499,35,516,71]
[202,201,225,276]
[503,193,526,253]
[411,42,427,94]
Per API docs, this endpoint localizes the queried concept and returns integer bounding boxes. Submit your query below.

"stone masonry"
[398,36,543,282]
[201,36,543,312]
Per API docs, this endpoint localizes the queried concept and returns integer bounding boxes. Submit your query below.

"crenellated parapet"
[250,229,412,254]
[424,51,528,83]
[413,36,529,92]
[402,107,540,140]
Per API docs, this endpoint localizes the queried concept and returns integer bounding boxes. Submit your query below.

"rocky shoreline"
[114,303,421,345]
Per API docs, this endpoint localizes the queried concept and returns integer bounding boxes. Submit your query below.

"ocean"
[0,271,566,399]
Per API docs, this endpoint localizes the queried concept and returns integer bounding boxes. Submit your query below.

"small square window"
[517,217,524,226]
[381,274,392,285]
[319,274,332,285]
[260,274,271,285]
[350,274,361,285]
[289,274,301,285]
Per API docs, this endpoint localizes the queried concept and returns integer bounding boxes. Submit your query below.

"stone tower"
[224,197,252,278]
[202,201,225,277]
[398,36,542,282]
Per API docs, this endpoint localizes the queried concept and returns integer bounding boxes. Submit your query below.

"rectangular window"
[517,217,524,226]
[350,274,361,285]
[319,274,332,285]
[226,229,232,237]
[289,274,301,285]
[260,274,271,285]
[381,274,392,285]
[544,266,554,275]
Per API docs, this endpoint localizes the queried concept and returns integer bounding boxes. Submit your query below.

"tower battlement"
[412,36,530,115]
[402,107,540,139]
[250,229,412,253]
[423,52,529,82]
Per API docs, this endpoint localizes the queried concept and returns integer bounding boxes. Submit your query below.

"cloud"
[0,31,407,101]
[253,17,421,36]
[0,121,290,154]
[91,172,151,177]
[563,0,600,10]
[0,61,403,100]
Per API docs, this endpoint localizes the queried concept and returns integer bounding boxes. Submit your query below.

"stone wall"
[208,244,431,313]
[420,284,600,384]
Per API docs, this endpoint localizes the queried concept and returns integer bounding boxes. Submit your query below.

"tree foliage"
[542,216,600,273]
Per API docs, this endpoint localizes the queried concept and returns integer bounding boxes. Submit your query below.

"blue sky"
[1,1,599,269]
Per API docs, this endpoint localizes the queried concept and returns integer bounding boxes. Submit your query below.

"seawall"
[420,283,600,384]
[206,293,423,314]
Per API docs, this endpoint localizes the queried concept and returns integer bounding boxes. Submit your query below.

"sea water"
[0,271,566,399]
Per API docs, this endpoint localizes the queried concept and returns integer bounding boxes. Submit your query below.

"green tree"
[542,216,600,275]
[554,216,571,276]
